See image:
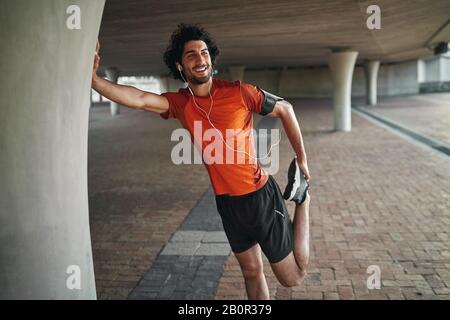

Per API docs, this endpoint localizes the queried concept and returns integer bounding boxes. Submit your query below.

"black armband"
[259,89,284,116]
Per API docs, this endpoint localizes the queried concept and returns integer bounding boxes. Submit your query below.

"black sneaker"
[283,157,309,205]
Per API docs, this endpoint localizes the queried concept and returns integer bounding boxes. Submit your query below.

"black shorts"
[215,175,293,263]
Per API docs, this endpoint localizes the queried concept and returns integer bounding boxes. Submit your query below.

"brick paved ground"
[88,106,210,299]
[215,97,450,300]
[359,93,450,145]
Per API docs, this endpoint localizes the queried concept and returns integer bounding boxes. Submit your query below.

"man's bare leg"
[292,190,310,271]
[234,244,270,300]
[270,191,310,286]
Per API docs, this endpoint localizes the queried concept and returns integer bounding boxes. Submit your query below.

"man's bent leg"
[293,191,311,271]
[270,190,310,287]
[234,243,270,300]
[270,252,306,287]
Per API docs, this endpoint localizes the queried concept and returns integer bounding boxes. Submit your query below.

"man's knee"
[295,252,310,272]
[280,270,306,288]
[241,262,263,280]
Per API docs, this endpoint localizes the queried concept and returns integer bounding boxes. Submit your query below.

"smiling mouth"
[193,65,208,73]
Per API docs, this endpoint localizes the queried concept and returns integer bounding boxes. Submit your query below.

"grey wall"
[423,54,450,82]
[442,56,450,81]
[425,57,442,82]
[159,76,186,93]
[418,55,450,93]
[378,60,420,96]
[278,67,334,98]
[0,0,105,299]
[245,69,281,95]
[230,60,422,99]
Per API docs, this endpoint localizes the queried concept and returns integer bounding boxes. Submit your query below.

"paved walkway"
[88,94,450,300]
[360,93,450,145]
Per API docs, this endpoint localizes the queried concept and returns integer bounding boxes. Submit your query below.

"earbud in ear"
[178,66,187,83]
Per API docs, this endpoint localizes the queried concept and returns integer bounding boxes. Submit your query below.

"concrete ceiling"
[98,0,450,76]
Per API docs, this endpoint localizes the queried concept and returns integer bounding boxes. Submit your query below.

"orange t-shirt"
[160,78,269,196]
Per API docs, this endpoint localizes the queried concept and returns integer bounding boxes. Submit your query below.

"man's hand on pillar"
[92,40,100,83]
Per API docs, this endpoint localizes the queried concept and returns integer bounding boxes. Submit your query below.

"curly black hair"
[163,23,220,82]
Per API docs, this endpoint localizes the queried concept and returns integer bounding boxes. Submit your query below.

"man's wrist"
[296,154,307,163]
[91,74,100,88]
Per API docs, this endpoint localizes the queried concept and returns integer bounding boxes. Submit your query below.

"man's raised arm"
[267,99,311,182]
[91,41,169,114]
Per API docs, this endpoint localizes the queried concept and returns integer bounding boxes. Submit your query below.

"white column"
[105,68,120,115]
[364,60,380,106]
[228,65,245,82]
[0,0,104,299]
[328,51,359,132]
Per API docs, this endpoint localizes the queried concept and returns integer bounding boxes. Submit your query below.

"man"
[92,23,311,300]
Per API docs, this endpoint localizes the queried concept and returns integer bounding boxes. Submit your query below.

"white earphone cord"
[179,68,282,160]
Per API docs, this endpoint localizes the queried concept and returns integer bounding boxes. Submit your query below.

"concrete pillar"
[228,65,245,82]
[0,0,104,299]
[418,59,426,83]
[364,60,380,106]
[105,68,120,115]
[328,51,359,132]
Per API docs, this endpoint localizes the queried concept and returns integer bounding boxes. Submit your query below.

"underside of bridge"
[98,0,450,76]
